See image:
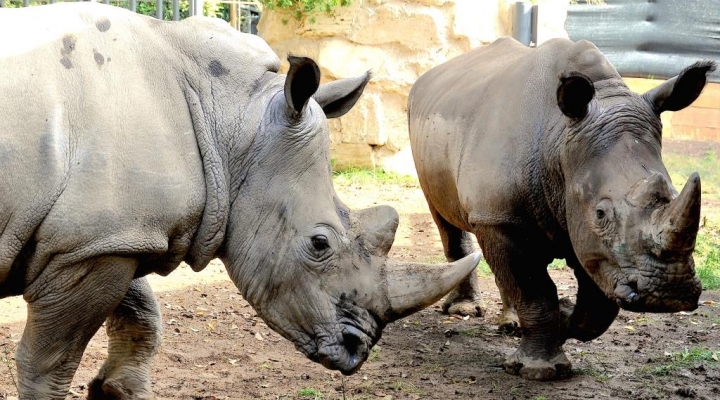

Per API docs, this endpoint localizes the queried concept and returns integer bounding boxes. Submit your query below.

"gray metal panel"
[512,1,533,46]
[156,0,163,19]
[130,0,137,12]
[173,0,179,21]
[566,0,720,82]
[23,0,29,7]
[0,0,5,7]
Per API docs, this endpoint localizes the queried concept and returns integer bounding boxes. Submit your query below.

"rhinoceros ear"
[314,71,372,118]
[285,55,321,115]
[557,72,595,119]
[643,61,716,114]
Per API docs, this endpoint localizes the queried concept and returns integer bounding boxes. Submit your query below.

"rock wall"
[258,0,569,175]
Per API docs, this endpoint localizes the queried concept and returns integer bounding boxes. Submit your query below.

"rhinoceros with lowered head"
[408,37,711,381]
[0,3,481,398]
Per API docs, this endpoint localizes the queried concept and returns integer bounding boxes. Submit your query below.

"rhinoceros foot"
[503,347,572,381]
[441,290,486,317]
[88,375,154,400]
[497,309,520,336]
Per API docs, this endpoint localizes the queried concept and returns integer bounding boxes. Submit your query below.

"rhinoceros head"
[220,56,479,375]
[557,61,715,313]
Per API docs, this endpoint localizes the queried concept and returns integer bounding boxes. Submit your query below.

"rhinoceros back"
[408,37,620,230]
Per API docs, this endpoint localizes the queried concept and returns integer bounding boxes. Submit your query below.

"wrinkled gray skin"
[409,37,710,381]
[0,3,480,399]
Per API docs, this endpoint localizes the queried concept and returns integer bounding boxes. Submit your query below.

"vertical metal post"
[172,0,179,21]
[103,0,110,4]
[156,0,163,19]
[531,4,539,46]
[50,0,57,3]
[23,0,29,7]
[130,0,137,12]
[193,0,203,17]
[512,1,533,46]
[188,0,194,16]
[0,0,5,8]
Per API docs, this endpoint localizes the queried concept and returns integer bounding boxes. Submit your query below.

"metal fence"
[0,0,261,30]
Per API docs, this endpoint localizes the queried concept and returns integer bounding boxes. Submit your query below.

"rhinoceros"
[408,37,711,380]
[0,3,481,398]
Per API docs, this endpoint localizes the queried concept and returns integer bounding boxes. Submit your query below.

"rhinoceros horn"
[348,206,480,323]
[379,253,481,322]
[653,172,701,256]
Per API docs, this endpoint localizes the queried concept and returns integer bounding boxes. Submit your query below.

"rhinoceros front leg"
[496,280,520,335]
[428,205,486,317]
[478,227,571,381]
[16,256,137,400]
[559,257,619,342]
[88,277,161,400]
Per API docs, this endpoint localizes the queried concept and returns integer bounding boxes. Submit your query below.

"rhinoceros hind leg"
[16,256,137,400]
[496,281,520,336]
[427,205,485,317]
[88,277,161,400]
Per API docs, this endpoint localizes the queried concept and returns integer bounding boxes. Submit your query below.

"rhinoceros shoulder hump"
[180,16,280,73]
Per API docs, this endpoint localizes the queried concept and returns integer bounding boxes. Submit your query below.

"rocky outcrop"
[258,0,569,175]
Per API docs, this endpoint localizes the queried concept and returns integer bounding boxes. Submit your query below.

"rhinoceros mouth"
[611,258,702,312]
[316,324,374,375]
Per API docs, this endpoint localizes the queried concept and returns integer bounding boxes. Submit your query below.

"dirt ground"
[1,140,719,400]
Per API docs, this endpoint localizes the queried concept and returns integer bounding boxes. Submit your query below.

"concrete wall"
[258,0,569,175]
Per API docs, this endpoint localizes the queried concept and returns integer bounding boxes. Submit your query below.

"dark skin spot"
[208,60,229,78]
[95,18,111,32]
[93,49,105,67]
[60,57,72,69]
[61,35,76,57]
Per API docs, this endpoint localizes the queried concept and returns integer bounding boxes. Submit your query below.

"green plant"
[332,167,418,188]
[548,258,567,270]
[574,367,610,382]
[259,0,352,22]
[368,345,381,362]
[638,347,720,377]
[298,387,323,398]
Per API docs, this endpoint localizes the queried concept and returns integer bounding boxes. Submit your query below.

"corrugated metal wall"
[566,0,720,82]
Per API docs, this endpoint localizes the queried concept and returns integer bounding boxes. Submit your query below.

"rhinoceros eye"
[596,209,606,220]
[311,235,330,251]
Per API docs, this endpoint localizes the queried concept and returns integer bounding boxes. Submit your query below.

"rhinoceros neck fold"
[181,84,231,272]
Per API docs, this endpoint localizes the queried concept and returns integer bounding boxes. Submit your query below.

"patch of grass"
[478,259,493,276]
[638,347,720,377]
[574,367,610,382]
[368,345,381,362]
[298,387,323,398]
[695,229,720,290]
[332,166,418,188]
[664,150,719,204]
[458,327,482,337]
[548,258,567,270]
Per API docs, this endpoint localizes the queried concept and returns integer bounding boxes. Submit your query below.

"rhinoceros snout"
[613,274,702,313]
[317,325,372,375]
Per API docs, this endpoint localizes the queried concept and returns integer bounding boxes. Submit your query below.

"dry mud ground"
[1,140,719,400]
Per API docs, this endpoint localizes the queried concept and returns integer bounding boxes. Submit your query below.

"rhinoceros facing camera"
[409,36,711,381]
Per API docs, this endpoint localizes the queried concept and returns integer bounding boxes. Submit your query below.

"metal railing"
[0,0,206,21]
